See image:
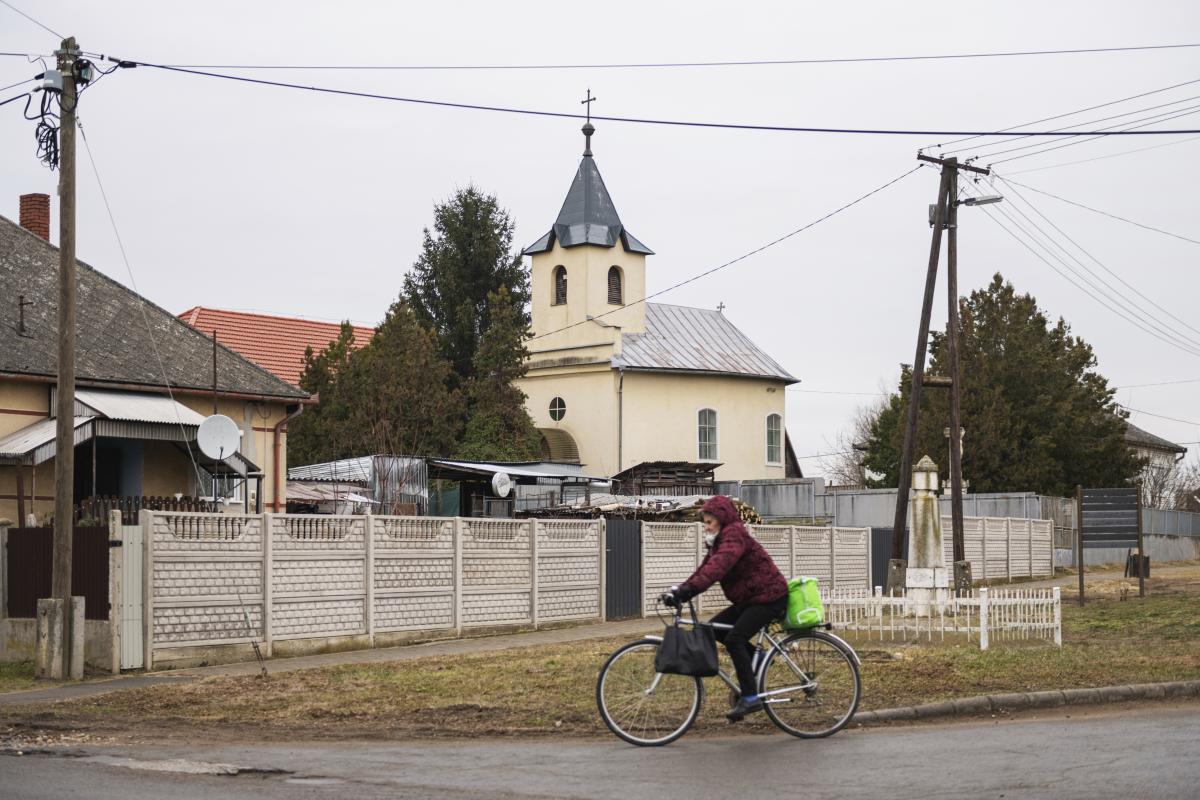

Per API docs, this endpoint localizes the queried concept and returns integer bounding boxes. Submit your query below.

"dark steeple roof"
[523,125,653,256]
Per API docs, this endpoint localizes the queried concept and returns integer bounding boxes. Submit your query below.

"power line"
[0,76,34,92]
[529,166,924,342]
[993,175,1200,246]
[1115,378,1200,389]
[77,119,208,491]
[964,184,1200,359]
[991,176,1200,342]
[122,60,1200,137]
[979,180,1200,355]
[787,388,890,397]
[1003,133,1200,174]
[987,103,1200,165]
[932,76,1200,153]
[959,93,1200,160]
[1120,405,1200,426]
[0,0,63,39]
[142,42,1200,71]
[0,91,30,108]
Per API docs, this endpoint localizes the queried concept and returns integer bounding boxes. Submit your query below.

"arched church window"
[607,266,623,305]
[698,408,718,461]
[553,266,568,305]
[766,414,782,465]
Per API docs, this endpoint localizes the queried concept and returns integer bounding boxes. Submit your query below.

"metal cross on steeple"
[581,88,597,123]
[581,89,597,156]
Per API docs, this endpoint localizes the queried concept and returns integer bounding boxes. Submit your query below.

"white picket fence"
[823,586,1062,650]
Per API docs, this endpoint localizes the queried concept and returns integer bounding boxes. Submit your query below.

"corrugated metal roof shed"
[76,388,207,426]
[616,303,797,383]
[0,416,92,461]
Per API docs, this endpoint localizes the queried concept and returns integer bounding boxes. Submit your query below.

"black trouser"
[710,595,788,697]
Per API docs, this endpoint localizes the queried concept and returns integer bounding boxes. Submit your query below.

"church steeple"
[522,121,653,256]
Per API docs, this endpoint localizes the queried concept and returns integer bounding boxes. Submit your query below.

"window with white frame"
[766,413,782,465]
[698,408,718,461]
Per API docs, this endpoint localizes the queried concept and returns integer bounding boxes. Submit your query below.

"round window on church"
[549,397,566,422]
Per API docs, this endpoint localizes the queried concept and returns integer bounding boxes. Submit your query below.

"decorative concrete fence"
[824,586,1062,650]
[642,523,872,615]
[143,512,603,669]
[942,517,1054,581]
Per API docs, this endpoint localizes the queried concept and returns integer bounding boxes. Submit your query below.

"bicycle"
[596,597,862,746]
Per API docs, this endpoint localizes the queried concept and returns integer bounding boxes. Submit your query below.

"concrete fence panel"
[141,512,602,669]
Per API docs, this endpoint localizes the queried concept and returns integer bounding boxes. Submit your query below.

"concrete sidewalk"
[0,616,661,707]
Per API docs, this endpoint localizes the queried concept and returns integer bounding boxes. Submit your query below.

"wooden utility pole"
[889,154,989,590]
[52,36,80,605]
[945,169,966,569]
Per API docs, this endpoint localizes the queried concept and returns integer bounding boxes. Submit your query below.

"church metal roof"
[615,303,798,383]
[523,151,652,256]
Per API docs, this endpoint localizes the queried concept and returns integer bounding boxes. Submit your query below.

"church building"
[518,122,800,481]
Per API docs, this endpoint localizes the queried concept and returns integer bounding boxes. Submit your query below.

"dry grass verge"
[5,569,1198,741]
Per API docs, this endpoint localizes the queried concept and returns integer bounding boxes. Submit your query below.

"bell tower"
[524,118,653,349]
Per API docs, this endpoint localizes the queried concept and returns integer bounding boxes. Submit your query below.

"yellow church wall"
[517,367,619,476]
[620,372,788,481]
[0,380,50,438]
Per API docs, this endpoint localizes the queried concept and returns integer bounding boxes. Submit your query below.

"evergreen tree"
[342,301,461,458]
[861,274,1142,497]
[458,288,541,461]
[402,185,530,388]
[287,322,357,464]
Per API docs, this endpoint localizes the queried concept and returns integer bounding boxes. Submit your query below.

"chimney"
[19,193,51,241]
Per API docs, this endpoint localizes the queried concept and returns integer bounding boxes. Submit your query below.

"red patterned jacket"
[680,496,788,606]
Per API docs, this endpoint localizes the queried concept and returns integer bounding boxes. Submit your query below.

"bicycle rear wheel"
[596,639,703,746]
[758,630,861,738]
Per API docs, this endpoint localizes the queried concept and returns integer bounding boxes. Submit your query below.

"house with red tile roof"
[178,307,375,388]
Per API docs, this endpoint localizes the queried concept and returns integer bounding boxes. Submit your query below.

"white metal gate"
[120,523,144,669]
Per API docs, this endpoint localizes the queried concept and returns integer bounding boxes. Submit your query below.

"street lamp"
[958,194,1004,207]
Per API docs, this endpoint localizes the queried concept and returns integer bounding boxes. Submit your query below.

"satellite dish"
[491,471,513,498]
[197,414,241,461]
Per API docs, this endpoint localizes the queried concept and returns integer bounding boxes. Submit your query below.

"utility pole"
[888,154,990,593]
[52,36,80,607]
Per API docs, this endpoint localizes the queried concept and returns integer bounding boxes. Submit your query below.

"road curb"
[853,680,1200,726]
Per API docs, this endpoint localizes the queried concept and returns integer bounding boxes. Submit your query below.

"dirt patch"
[3,571,1197,744]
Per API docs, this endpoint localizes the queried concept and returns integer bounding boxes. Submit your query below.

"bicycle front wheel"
[759,630,861,738]
[596,639,703,746]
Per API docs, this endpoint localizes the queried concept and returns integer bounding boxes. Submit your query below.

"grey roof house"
[0,195,309,523]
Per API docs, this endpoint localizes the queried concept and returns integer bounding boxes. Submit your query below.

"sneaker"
[726,695,765,722]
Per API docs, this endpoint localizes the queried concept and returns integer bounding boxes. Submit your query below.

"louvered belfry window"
[607,266,623,305]
[553,265,568,305]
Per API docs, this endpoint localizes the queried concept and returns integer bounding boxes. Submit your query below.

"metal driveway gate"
[605,518,642,620]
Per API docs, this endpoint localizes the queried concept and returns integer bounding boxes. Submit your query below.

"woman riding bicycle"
[662,495,788,722]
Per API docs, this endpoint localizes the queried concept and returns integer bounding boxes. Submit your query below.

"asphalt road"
[2,703,1197,799]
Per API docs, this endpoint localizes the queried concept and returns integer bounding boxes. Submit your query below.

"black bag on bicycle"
[654,601,719,677]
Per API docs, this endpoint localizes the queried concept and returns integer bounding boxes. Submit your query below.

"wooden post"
[830,527,838,590]
[640,521,648,619]
[1076,485,1085,606]
[890,163,955,565]
[1052,586,1062,646]
[52,36,80,617]
[1136,490,1146,598]
[946,166,966,568]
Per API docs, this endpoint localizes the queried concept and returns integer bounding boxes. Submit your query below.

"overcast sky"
[2,1,1198,477]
